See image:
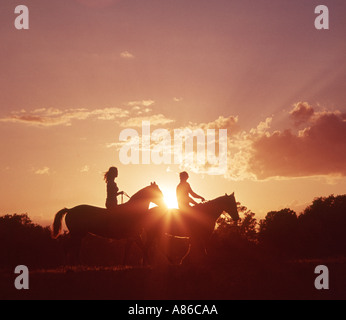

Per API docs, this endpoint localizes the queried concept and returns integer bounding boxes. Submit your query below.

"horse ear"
[225,193,228,196]
[231,192,234,196]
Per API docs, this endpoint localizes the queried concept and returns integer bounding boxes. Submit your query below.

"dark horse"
[52,182,166,264]
[145,193,239,264]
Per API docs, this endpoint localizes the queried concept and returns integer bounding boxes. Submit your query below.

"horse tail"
[52,208,69,239]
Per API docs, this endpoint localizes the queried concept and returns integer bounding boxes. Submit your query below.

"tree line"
[213,194,346,260]
[0,194,345,269]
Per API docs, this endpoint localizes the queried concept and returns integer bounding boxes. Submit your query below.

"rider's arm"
[188,184,205,202]
[189,197,198,206]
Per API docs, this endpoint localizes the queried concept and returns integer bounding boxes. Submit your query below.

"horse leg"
[124,236,149,266]
[153,235,175,265]
[142,243,151,266]
[123,239,133,265]
[143,230,156,265]
[180,242,192,265]
[181,238,205,265]
[143,227,173,265]
[134,236,148,266]
[67,233,83,266]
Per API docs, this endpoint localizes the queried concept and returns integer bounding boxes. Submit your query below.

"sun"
[149,185,179,209]
[162,188,179,209]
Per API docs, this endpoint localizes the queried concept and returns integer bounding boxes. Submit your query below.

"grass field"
[2,256,346,300]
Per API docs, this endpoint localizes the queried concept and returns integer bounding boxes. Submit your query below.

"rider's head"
[179,171,189,182]
[104,166,118,182]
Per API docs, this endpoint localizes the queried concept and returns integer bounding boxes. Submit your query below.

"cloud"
[171,115,247,177]
[199,115,239,133]
[145,105,346,181]
[34,167,50,175]
[112,115,239,176]
[248,105,346,179]
[0,100,156,127]
[127,100,155,107]
[0,107,129,127]
[120,114,175,127]
[126,100,155,115]
[120,51,135,59]
[92,107,129,120]
[80,165,90,173]
[289,102,314,125]
[9,101,344,180]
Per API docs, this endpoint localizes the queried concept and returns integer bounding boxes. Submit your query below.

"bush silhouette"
[258,208,298,256]
[0,214,63,268]
[297,194,346,257]
[209,204,258,263]
[257,195,346,258]
[1,194,345,269]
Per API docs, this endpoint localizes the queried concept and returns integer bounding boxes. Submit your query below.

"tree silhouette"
[1,194,345,269]
[297,194,346,257]
[237,205,258,243]
[258,208,298,256]
[209,203,258,263]
[0,214,63,268]
[257,195,346,258]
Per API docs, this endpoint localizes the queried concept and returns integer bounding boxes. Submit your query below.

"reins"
[121,191,131,204]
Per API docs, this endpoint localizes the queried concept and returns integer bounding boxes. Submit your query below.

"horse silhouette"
[52,182,166,264]
[145,193,239,264]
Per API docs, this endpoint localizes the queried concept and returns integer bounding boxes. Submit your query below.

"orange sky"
[0,0,346,225]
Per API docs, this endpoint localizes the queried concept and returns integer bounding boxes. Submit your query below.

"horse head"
[148,182,167,208]
[224,192,239,223]
[128,182,165,209]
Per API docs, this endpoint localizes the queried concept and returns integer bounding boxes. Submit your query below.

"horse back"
[148,207,214,238]
[65,204,142,239]
[65,205,107,232]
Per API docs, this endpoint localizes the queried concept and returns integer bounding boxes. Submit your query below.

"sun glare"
[163,188,179,209]
[148,186,178,209]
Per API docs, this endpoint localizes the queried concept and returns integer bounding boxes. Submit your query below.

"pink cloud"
[248,106,346,179]
[289,102,314,125]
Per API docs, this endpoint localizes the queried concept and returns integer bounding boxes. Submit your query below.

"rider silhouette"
[104,167,124,210]
[176,171,205,211]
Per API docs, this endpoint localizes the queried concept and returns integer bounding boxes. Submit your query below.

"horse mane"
[128,185,149,202]
[194,195,227,209]
[194,194,236,217]
[128,184,158,203]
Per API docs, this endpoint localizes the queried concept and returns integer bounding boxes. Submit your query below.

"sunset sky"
[1,0,345,225]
